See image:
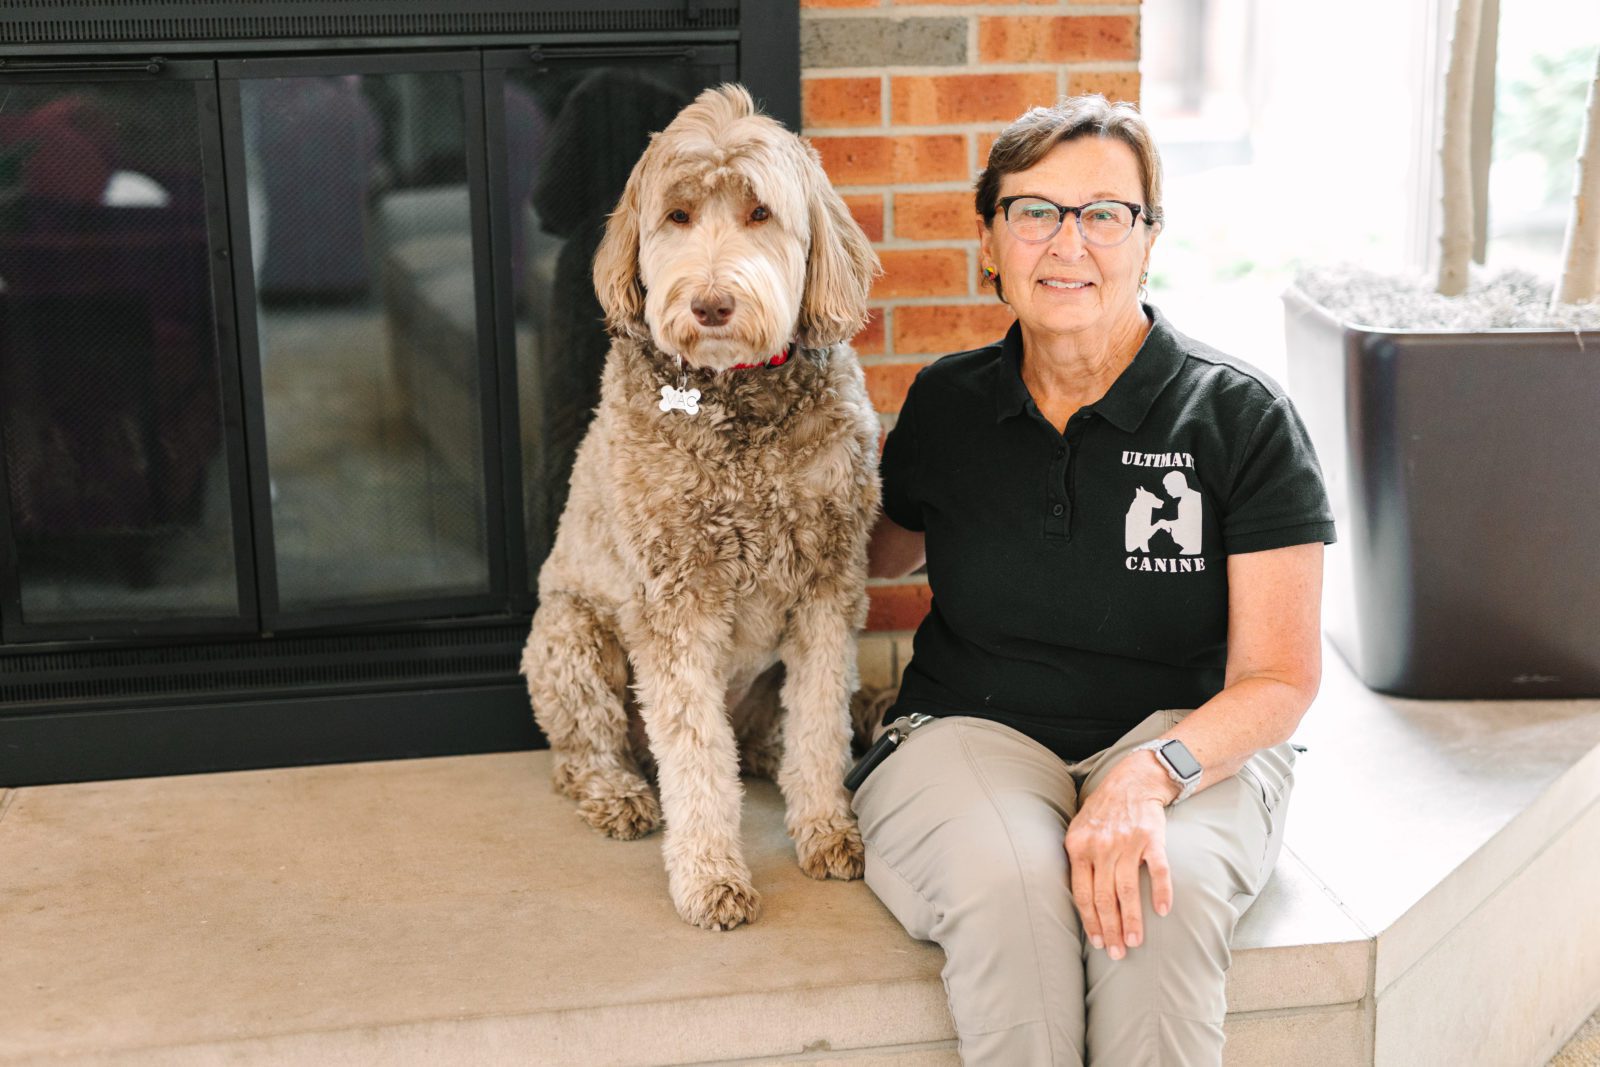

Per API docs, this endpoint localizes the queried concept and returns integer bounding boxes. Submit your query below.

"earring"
[983,265,997,281]
[1139,269,1149,302]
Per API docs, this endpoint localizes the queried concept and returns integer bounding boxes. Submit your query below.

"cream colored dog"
[519,84,881,931]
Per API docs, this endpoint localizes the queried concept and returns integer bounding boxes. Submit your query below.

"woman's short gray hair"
[975,95,1165,231]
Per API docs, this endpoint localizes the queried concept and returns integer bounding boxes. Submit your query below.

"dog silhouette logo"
[1125,485,1166,552]
[1125,471,1202,556]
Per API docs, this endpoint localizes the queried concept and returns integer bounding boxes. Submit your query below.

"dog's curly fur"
[519,85,882,931]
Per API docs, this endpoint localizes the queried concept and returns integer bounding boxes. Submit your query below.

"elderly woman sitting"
[855,95,1335,1066]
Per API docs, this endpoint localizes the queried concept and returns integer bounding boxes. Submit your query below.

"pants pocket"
[1236,763,1272,810]
[1238,744,1294,814]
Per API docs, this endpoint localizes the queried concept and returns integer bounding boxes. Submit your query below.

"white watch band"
[1131,739,1202,803]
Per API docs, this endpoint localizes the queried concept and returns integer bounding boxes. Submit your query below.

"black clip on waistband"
[844,713,933,791]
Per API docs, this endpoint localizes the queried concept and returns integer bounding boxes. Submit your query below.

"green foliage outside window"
[1496,46,1597,206]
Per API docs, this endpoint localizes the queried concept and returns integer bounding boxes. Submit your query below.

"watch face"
[1160,740,1203,780]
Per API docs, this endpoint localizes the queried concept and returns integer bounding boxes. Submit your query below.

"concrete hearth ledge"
[2,639,1598,1066]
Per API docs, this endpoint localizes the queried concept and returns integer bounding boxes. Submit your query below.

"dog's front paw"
[577,789,661,840]
[675,874,761,931]
[794,819,865,881]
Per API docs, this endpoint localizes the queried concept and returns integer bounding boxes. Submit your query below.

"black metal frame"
[0,1,742,51]
[4,682,537,785]
[737,0,799,130]
[0,0,796,128]
[482,56,529,608]
[0,613,541,785]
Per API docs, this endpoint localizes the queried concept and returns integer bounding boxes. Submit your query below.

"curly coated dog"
[519,84,882,931]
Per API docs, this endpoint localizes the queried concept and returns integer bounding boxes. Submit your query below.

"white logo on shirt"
[1122,450,1194,468]
[1124,470,1204,572]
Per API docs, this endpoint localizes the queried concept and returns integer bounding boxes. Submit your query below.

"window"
[1487,2,1600,278]
[1138,0,1600,376]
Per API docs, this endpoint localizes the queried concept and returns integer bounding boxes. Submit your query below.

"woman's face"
[979,136,1157,341]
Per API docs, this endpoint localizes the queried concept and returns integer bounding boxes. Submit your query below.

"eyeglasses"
[997,196,1149,247]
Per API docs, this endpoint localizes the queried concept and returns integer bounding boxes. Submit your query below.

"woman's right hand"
[867,514,926,579]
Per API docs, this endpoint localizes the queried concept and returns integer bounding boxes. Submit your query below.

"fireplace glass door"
[220,53,502,625]
[0,60,255,638]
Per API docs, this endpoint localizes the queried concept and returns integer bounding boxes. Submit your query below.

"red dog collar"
[729,347,790,371]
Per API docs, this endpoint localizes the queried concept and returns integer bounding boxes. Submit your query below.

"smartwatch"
[1130,738,1203,803]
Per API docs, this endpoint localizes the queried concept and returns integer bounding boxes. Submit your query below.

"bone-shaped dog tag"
[659,384,701,416]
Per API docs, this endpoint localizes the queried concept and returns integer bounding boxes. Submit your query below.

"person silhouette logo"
[1161,470,1202,555]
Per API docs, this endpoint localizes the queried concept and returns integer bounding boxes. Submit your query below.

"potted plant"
[1283,3,1600,698]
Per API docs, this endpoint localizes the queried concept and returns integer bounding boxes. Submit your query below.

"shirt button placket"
[1057,414,1093,539]
[1046,442,1070,538]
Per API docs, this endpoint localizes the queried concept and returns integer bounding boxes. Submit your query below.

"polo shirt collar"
[992,303,1186,433]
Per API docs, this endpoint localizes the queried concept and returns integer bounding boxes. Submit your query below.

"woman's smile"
[1038,278,1096,293]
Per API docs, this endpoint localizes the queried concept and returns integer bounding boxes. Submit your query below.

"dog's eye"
[750,205,770,223]
[668,209,691,225]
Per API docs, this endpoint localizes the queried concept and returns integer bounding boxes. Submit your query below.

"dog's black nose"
[692,293,735,327]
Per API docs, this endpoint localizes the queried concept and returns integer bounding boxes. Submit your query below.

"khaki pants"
[850,710,1295,1067]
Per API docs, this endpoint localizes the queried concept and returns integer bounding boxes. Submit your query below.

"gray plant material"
[1296,264,1600,331]
[1553,49,1600,308]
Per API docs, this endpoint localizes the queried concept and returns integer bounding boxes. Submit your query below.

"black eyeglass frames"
[996,196,1151,247]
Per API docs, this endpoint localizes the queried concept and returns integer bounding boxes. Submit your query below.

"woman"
[855,96,1334,1067]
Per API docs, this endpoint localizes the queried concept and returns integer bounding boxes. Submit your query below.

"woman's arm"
[867,513,926,579]
[1138,540,1324,792]
[1064,541,1324,959]
[1126,547,1324,796]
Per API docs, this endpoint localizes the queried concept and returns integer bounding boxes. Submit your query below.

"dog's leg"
[522,593,661,840]
[627,599,758,931]
[777,594,866,881]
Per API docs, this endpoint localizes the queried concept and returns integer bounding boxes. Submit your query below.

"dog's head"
[593,84,879,370]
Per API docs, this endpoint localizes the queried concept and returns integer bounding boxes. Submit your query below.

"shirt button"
[1051,503,1065,516]
[1055,447,1066,459]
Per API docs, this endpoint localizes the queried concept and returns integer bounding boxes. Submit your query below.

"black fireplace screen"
[0,69,243,629]
[0,6,785,784]
[1,47,735,639]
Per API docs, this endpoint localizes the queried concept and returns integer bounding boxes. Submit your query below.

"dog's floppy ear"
[592,148,653,339]
[795,144,880,350]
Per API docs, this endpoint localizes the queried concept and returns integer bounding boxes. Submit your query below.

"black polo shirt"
[880,305,1336,761]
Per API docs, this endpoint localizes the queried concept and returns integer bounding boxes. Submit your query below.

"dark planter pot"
[1283,285,1600,698]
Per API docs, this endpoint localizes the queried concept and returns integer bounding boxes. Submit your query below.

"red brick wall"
[800,1,1142,675]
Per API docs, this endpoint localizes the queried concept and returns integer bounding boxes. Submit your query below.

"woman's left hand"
[1064,755,1176,959]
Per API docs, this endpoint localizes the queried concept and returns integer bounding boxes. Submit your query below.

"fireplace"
[0,1,796,785]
